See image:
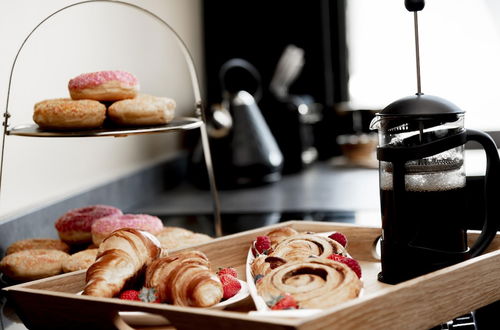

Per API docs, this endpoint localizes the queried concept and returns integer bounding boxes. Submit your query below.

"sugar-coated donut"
[62,248,98,273]
[6,238,70,255]
[55,205,123,245]
[108,94,175,126]
[68,70,139,101]
[33,98,106,130]
[91,213,163,246]
[0,249,69,282]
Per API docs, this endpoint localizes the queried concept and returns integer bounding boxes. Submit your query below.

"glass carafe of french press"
[370,0,500,284]
[371,94,500,284]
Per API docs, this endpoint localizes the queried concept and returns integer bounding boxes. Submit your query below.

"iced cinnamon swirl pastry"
[251,255,287,278]
[266,227,299,247]
[144,250,223,307]
[256,258,362,309]
[251,233,347,277]
[271,234,347,261]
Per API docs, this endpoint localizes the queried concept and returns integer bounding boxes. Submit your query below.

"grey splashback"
[0,155,187,257]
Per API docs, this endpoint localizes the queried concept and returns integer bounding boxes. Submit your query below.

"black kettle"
[190,59,283,189]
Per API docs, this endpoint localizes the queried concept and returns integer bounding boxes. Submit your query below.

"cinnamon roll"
[251,255,287,278]
[266,227,299,247]
[271,234,346,261]
[256,258,362,309]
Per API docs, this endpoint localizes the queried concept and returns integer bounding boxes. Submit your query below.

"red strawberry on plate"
[328,254,362,278]
[269,293,299,310]
[219,274,242,300]
[252,235,272,256]
[119,289,140,301]
[217,267,238,278]
[328,232,348,248]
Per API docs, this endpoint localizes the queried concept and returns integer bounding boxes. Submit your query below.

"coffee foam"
[380,168,466,192]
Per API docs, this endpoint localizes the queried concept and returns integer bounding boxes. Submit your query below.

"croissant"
[144,250,223,307]
[83,228,161,298]
[256,258,362,309]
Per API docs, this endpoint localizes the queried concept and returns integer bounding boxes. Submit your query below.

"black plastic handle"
[466,129,500,257]
[405,0,425,12]
[218,58,263,102]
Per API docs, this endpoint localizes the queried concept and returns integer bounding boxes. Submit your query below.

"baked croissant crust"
[83,228,161,298]
[144,250,223,307]
[256,259,362,309]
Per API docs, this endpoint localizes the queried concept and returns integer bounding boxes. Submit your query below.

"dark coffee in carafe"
[378,154,470,283]
[380,186,468,283]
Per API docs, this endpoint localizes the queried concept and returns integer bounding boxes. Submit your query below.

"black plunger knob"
[405,0,425,11]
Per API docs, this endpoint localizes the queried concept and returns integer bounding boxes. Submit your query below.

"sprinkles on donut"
[55,205,123,245]
[68,70,139,101]
[91,213,163,246]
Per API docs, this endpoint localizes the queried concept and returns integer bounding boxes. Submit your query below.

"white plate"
[246,231,361,318]
[78,279,249,327]
[210,279,249,310]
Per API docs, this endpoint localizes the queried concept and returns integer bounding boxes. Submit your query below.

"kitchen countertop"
[134,160,381,217]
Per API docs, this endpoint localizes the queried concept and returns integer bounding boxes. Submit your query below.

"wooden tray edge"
[3,221,500,330]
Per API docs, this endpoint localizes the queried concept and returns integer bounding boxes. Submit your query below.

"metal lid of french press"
[380,0,464,119]
[380,94,464,117]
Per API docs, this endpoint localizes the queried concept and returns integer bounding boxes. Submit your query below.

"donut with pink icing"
[91,214,163,246]
[55,205,123,245]
[68,70,139,101]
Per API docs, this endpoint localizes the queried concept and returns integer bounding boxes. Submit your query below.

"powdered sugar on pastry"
[108,94,176,126]
[33,98,106,130]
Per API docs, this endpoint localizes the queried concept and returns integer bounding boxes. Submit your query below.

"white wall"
[0,0,204,222]
[347,0,500,130]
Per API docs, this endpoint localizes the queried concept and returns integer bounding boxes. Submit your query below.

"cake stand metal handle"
[1,0,223,237]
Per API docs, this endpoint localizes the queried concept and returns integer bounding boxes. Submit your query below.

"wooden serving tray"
[3,221,500,330]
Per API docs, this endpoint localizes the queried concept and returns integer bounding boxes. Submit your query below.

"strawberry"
[269,293,299,310]
[252,236,272,256]
[328,232,348,247]
[119,289,140,301]
[327,254,362,279]
[217,267,238,278]
[138,287,160,303]
[219,274,241,299]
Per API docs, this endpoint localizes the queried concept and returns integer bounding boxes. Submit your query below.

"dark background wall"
[202,0,349,160]
[202,0,348,106]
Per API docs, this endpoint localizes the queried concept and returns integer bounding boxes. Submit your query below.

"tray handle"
[112,313,135,330]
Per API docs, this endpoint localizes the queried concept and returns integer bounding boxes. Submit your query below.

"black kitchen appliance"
[370,0,500,284]
[190,59,283,189]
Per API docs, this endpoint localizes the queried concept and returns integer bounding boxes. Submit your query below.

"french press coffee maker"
[370,0,500,284]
